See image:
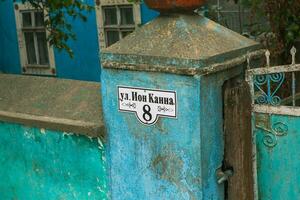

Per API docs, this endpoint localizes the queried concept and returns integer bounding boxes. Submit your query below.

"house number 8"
[143,105,152,122]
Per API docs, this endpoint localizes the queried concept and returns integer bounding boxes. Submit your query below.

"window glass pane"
[121,30,133,38]
[36,32,49,65]
[104,7,117,25]
[35,12,44,27]
[120,7,134,25]
[24,32,37,65]
[22,12,32,27]
[105,30,119,47]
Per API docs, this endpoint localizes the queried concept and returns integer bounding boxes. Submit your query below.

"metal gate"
[246,47,300,199]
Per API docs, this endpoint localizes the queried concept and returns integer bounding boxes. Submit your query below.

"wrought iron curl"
[271,96,281,106]
[249,47,300,106]
[263,133,277,148]
[256,94,268,104]
[270,73,284,83]
[255,75,267,85]
[272,122,288,136]
[254,72,285,106]
[256,121,288,148]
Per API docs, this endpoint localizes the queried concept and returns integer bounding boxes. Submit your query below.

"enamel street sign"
[118,86,177,125]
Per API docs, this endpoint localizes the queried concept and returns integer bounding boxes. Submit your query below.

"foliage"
[240,0,300,58]
[10,0,94,57]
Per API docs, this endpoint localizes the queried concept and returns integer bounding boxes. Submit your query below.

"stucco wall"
[0,121,107,200]
[0,1,158,82]
[101,68,203,199]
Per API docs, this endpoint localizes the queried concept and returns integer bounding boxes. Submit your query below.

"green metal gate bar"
[246,47,300,200]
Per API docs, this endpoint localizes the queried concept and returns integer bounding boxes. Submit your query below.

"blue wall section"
[0,1,21,74]
[199,67,243,199]
[101,69,203,199]
[0,1,158,82]
[200,74,225,199]
[255,114,300,199]
[140,4,159,24]
[54,0,101,82]
[0,121,107,200]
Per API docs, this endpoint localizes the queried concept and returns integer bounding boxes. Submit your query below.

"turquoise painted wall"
[254,113,300,199]
[199,67,242,198]
[101,69,203,199]
[0,1,158,82]
[200,74,225,199]
[0,121,107,200]
[100,50,244,199]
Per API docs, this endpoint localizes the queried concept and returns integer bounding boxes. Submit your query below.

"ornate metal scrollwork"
[256,122,288,148]
[262,133,277,148]
[254,72,285,106]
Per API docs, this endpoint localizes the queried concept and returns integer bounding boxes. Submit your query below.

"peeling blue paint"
[100,9,258,199]
[101,66,242,199]
[200,73,227,199]
[101,69,203,199]
[255,114,300,200]
[0,121,108,200]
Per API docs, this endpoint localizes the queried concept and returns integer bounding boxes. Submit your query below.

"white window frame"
[14,2,56,76]
[95,0,141,49]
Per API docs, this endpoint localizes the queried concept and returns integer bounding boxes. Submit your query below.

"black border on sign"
[117,85,178,126]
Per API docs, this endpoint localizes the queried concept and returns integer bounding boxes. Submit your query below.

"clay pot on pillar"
[144,0,206,13]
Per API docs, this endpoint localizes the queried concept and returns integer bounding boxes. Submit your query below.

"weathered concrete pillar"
[100,10,262,199]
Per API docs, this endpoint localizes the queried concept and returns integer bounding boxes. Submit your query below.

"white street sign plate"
[118,86,177,125]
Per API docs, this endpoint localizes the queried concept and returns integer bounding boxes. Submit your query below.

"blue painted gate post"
[100,10,261,200]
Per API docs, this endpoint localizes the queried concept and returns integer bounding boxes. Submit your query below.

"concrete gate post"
[100,9,262,200]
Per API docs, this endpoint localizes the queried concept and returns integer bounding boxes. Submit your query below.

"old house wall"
[0,1,22,75]
[0,1,158,82]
